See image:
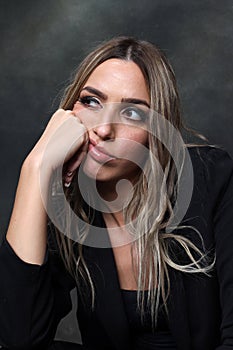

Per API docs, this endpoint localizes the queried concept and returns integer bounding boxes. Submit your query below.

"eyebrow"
[81,86,107,100]
[81,86,150,109]
[121,98,150,109]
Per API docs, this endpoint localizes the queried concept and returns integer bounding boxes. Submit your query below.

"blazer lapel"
[93,246,131,350]
[168,269,192,350]
[90,247,192,350]
[83,210,192,350]
[84,211,131,350]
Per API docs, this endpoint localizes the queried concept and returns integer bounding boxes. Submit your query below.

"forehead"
[84,59,149,101]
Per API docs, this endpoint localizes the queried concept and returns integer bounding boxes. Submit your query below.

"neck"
[94,180,136,246]
[95,179,133,213]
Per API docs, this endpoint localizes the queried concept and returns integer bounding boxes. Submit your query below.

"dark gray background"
[1,0,233,233]
[0,0,232,343]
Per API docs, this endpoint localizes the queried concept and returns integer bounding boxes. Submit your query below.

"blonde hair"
[52,36,214,328]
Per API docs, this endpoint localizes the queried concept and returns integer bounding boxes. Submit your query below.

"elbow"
[0,337,52,350]
[0,323,54,350]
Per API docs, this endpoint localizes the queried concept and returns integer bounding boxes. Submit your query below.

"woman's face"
[72,58,150,184]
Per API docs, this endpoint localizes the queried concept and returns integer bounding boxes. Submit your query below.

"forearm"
[5,109,87,266]
[6,156,49,265]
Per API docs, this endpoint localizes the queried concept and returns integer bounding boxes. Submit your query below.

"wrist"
[23,152,52,176]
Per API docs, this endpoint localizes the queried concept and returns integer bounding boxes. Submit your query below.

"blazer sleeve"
[0,234,75,349]
[212,149,233,349]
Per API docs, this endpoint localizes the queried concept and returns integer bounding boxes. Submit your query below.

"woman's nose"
[92,122,115,140]
[89,106,116,140]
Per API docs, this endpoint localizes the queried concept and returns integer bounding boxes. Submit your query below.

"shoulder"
[188,145,233,168]
[187,145,233,210]
[187,145,233,184]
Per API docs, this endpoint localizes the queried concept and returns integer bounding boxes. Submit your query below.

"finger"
[65,110,83,124]
[63,149,87,187]
[63,170,74,188]
[67,149,87,173]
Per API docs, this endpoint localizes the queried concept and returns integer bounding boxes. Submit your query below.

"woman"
[0,36,233,349]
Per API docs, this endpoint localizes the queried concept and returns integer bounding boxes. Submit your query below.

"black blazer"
[0,146,233,350]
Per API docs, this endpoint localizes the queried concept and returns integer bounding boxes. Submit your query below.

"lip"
[88,141,116,164]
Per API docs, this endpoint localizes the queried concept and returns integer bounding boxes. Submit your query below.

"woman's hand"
[5,109,88,264]
[26,108,89,185]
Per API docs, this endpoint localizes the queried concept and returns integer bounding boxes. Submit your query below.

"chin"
[82,161,113,182]
[81,157,141,184]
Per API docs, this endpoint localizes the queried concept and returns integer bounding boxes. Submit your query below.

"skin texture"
[72,59,150,199]
[72,59,151,289]
[6,109,88,264]
[6,59,150,285]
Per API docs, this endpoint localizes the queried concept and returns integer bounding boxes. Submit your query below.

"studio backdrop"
[0,0,232,344]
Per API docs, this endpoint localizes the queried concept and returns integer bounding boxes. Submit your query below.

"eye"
[120,106,147,122]
[78,96,103,110]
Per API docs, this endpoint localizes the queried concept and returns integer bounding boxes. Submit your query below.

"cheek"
[135,131,148,146]
[72,103,90,129]
[72,102,101,131]
[123,130,148,149]
[72,102,84,117]
[118,132,149,165]
[72,101,80,113]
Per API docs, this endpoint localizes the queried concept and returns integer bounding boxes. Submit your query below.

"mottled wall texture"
[0,0,232,342]
[1,0,233,230]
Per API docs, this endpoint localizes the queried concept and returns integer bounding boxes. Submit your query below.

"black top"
[121,289,176,349]
[0,146,233,350]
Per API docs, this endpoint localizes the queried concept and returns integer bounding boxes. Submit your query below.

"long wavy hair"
[51,36,213,328]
